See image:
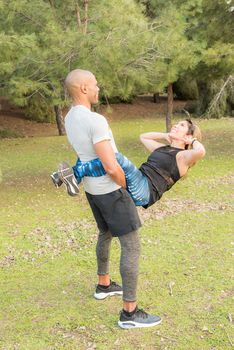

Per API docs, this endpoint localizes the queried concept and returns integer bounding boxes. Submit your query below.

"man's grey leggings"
[96,229,140,302]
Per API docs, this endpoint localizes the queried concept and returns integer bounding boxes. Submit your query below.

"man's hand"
[94,140,126,188]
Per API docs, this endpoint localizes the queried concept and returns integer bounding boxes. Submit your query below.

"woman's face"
[170,120,190,138]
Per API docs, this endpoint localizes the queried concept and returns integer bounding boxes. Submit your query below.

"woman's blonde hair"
[185,119,202,150]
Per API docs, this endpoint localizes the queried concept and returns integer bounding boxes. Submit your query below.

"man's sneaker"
[118,307,162,329]
[58,161,79,196]
[94,281,123,300]
[50,171,63,188]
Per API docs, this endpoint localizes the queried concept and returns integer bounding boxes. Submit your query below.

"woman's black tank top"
[139,145,183,208]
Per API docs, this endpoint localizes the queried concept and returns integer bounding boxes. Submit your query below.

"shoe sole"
[118,318,162,329]
[94,291,123,300]
[58,161,79,196]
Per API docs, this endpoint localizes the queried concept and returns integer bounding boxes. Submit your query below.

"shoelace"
[110,281,118,286]
[110,281,122,290]
[135,308,148,319]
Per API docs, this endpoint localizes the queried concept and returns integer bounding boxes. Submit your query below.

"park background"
[0,1,233,349]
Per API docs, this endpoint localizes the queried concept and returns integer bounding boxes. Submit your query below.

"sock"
[123,307,137,317]
[98,283,110,289]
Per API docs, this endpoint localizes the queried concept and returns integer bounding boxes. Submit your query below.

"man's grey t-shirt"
[65,105,121,195]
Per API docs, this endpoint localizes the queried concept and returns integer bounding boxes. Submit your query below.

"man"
[63,69,161,329]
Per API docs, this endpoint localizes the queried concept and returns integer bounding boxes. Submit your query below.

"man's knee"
[119,230,141,274]
[96,230,112,257]
[120,230,141,254]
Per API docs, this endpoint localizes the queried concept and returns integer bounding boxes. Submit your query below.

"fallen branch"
[168,281,175,296]
[206,75,234,117]
[228,313,233,323]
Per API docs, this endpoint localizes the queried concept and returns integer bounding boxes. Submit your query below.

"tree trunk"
[76,3,82,28]
[196,80,208,115]
[166,83,173,132]
[48,0,55,7]
[54,105,66,135]
[83,0,89,34]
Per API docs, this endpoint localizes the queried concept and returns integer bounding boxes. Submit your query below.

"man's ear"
[80,84,87,94]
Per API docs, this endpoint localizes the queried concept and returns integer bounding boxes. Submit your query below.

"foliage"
[173,76,199,100]
[0,128,22,139]
[0,0,158,118]
[0,0,233,122]
[138,1,202,85]
[140,0,234,116]
[0,0,203,114]
[24,95,55,123]
[189,0,234,115]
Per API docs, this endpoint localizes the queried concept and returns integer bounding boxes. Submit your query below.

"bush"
[0,129,22,139]
[24,96,55,123]
[173,76,199,100]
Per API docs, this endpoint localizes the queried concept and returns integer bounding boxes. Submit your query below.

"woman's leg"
[73,153,150,206]
[73,157,106,184]
[116,153,150,206]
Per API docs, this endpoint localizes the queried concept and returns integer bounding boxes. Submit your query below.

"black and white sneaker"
[94,281,123,300]
[58,161,79,196]
[50,171,63,188]
[118,307,162,329]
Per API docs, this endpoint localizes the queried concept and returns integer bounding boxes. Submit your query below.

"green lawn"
[0,117,233,350]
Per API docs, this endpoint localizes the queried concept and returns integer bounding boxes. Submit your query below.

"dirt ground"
[0,96,187,137]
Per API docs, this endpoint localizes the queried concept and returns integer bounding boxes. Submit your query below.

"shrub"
[24,96,55,123]
[174,76,199,100]
[0,129,22,139]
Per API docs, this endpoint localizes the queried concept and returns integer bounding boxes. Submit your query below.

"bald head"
[65,69,95,98]
[65,69,99,107]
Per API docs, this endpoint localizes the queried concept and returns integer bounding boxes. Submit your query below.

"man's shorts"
[86,188,141,237]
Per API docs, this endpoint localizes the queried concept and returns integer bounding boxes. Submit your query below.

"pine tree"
[192,0,234,116]
[140,0,234,118]
[0,0,157,133]
[138,1,201,129]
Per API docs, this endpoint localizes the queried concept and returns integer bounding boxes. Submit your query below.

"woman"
[51,119,205,208]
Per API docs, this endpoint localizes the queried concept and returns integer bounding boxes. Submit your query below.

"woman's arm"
[139,132,170,152]
[181,139,206,167]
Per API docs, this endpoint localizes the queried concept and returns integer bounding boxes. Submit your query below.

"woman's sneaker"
[50,171,63,188]
[118,307,162,329]
[94,281,123,300]
[58,161,79,196]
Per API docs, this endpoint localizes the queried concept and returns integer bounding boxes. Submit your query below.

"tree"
[194,1,234,116]
[141,0,234,118]
[138,1,202,130]
[0,0,158,133]
[1,0,232,131]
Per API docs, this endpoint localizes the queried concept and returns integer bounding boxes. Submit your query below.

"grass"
[0,116,233,350]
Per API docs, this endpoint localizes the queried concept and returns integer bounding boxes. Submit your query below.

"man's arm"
[94,140,126,188]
